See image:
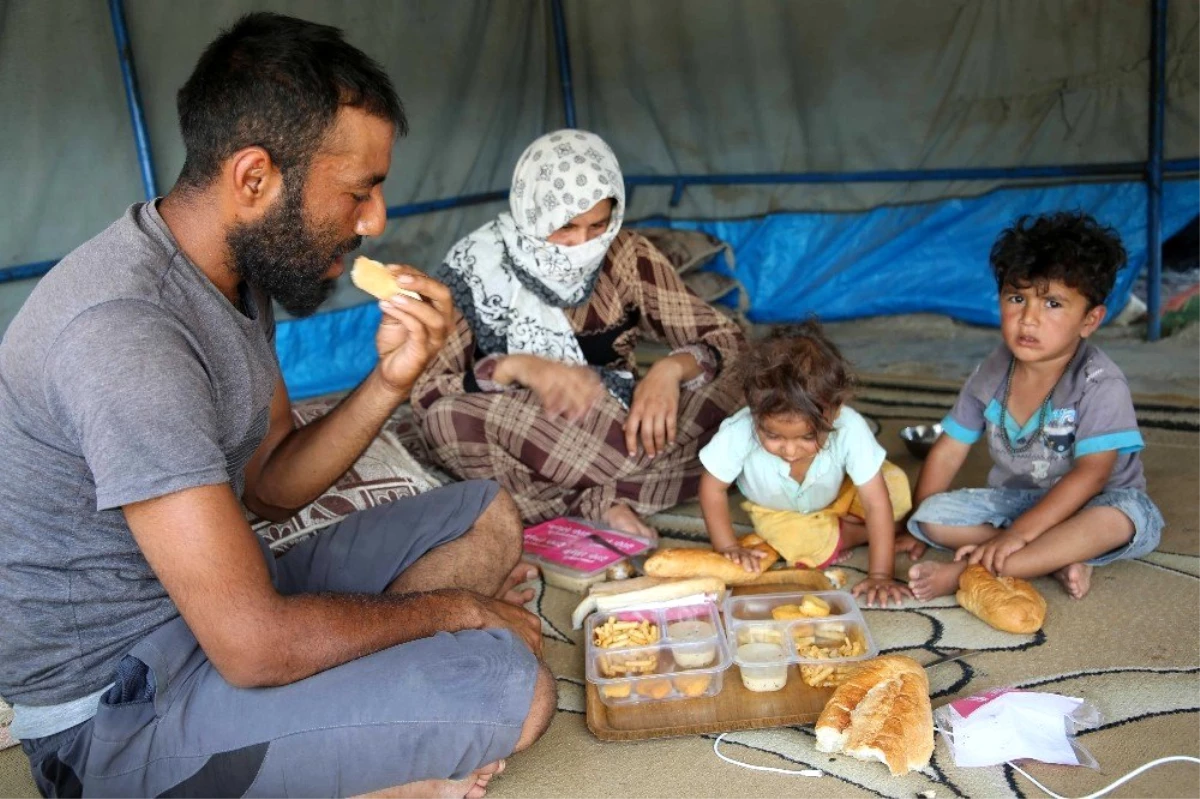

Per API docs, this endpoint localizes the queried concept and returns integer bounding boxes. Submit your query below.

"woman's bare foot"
[498,563,539,606]
[1053,563,1093,599]
[907,560,968,600]
[894,532,927,560]
[602,503,658,543]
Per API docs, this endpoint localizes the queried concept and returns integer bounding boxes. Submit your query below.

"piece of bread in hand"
[643,534,780,584]
[956,563,1046,634]
[815,655,933,776]
[351,256,423,302]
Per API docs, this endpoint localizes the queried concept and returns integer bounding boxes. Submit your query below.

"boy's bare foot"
[603,503,658,543]
[1053,563,1093,599]
[907,560,968,600]
[498,564,539,606]
[894,533,927,560]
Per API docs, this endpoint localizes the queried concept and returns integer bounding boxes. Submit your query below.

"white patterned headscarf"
[438,129,625,364]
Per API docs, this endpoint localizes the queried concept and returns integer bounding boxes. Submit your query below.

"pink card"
[523,518,653,572]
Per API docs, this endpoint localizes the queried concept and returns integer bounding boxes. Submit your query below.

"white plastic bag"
[934,687,1101,768]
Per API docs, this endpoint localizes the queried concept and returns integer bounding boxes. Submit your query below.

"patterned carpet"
[1,378,1196,798]
[494,378,1200,799]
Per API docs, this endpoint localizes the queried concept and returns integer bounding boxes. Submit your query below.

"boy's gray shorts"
[24,480,542,798]
[907,486,1163,565]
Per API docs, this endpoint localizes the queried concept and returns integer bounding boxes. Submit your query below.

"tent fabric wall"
[1,1,1198,372]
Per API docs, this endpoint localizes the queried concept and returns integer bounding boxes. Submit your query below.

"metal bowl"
[899,423,943,459]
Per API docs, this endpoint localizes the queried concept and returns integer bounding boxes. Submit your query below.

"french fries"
[795,631,867,688]
[593,616,661,677]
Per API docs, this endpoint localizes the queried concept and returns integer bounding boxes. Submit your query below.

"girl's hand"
[851,575,913,608]
[718,545,768,573]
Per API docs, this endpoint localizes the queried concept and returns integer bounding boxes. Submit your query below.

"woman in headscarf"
[412,130,745,538]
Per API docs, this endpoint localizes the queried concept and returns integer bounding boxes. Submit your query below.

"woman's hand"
[374,266,455,394]
[624,359,684,458]
[497,355,604,422]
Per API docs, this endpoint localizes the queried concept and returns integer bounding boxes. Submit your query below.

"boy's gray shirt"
[0,201,279,708]
[942,340,1146,491]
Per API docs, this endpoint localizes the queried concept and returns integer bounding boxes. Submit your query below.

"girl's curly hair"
[990,212,1126,309]
[741,320,854,435]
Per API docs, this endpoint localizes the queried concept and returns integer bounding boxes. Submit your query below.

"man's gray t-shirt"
[0,202,278,710]
[941,340,1146,491]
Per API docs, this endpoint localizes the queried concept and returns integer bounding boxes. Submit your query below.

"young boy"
[906,212,1164,601]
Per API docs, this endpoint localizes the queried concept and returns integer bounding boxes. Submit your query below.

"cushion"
[249,398,447,554]
[637,227,749,316]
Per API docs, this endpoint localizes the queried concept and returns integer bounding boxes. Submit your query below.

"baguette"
[746,568,833,591]
[815,655,933,776]
[351,256,423,302]
[570,576,726,629]
[643,535,781,584]
[956,564,1046,634]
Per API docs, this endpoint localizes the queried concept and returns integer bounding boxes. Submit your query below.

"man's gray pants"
[22,480,540,797]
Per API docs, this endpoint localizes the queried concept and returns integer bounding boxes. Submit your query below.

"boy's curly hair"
[990,212,1126,309]
[741,320,854,435]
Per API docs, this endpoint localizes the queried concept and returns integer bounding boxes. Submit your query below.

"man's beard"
[227,178,361,317]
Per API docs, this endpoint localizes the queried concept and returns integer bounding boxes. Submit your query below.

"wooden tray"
[585,665,834,741]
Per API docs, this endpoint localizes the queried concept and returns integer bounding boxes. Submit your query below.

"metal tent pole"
[1145,0,1168,341]
[550,0,577,128]
[108,0,158,200]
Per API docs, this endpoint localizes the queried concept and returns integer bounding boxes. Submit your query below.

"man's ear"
[227,146,282,217]
[1080,303,1107,338]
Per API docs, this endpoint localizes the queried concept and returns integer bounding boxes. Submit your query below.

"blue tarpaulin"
[277,178,1199,399]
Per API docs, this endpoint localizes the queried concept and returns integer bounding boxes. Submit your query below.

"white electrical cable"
[714,728,1198,794]
[1009,755,1200,799]
[712,732,823,777]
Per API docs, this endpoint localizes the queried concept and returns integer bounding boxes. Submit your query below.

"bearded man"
[0,13,552,798]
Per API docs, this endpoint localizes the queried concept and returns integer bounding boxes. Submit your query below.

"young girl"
[698,323,915,607]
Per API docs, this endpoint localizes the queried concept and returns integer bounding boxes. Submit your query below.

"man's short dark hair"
[175,12,406,189]
[990,212,1127,309]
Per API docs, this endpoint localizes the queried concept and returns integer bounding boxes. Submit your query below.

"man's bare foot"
[463,760,506,799]
[1053,563,1093,599]
[907,560,968,600]
[602,503,658,544]
[357,760,506,799]
[894,533,927,560]
[498,563,539,606]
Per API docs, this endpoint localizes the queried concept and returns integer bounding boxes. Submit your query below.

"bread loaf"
[351,256,423,302]
[569,576,726,629]
[746,568,833,591]
[815,655,933,776]
[956,564,1046,634]
[643,535,780,584]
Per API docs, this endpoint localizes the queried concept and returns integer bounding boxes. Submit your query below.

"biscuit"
[673,674,712,697]
[351,256,423,302]
[636,678,673,699]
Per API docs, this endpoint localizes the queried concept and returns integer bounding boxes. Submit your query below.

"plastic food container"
[735,642,789,692]
[585,600,732,707]
[724,590,878,690]
[523,518,654,593]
